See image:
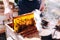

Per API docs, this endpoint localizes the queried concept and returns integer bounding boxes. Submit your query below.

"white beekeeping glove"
[34,9,42,32]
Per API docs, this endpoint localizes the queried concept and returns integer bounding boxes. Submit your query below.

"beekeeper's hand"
[39,0,45,12]
[4,8,13,21]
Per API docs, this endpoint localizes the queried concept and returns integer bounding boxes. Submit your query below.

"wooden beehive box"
[5,13,40,40]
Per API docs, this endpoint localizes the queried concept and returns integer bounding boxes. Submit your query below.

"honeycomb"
[13,12,36,33]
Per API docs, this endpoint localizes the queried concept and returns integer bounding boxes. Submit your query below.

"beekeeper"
[16,0,45,15]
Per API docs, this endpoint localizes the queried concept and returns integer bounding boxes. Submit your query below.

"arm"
[3,0,13,20]
[3,0,10,9]
[3,0,11,14]
[39,0,45,12]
